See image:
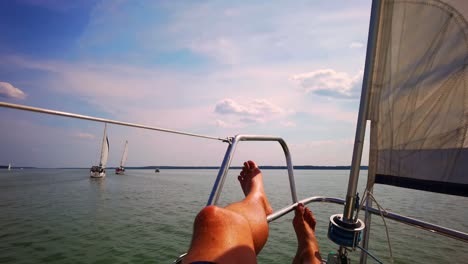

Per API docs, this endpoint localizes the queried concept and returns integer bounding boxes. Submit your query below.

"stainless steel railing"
[269,197,468,243]
[207,134,298,206]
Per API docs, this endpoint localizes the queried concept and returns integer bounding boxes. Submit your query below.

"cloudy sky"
[0,0,372,168]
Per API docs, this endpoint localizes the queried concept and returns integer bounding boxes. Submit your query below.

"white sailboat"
[7,163,11,171]
[115,140,128,174]
[90,124,109,178]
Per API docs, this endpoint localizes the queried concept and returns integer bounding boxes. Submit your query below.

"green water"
[0,169,467,263]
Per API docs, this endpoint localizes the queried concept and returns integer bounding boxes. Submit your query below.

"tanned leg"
[292,203,322,264]
[226,160,273,253]
[183,161,272,264]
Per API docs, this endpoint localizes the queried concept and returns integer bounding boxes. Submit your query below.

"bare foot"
[293,203,322,264]
[238,160,273,215]
[238,160,259,196]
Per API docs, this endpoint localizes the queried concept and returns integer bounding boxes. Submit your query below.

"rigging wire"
[366,191,394,263]
[356,245,384,264]
[352,187,394,263]
[0,102,228,142]
[354,187,370,222]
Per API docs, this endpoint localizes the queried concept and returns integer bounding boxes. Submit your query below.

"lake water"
[0,169,467,263]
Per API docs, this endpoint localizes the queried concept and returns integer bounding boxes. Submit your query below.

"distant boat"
[8,163,11,171]
[90,124,109,178]
[155,168,160,173]
[115,140,128,175]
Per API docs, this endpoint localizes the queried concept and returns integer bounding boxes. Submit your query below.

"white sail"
[8,163,11,171]
[99,124,109,168]
[120,140,128,167]
[366,0,468,196]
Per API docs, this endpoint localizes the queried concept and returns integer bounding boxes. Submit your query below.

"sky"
[0,0,373,168]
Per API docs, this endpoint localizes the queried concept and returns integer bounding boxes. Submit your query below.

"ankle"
[299,247,322,264]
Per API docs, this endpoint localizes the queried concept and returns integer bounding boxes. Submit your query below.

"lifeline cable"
[0,102,227,142]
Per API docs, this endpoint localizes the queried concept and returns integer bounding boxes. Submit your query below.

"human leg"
[225,160,273,253]
[183,161,272,264]
[292,203,322,264]
[182,205,257,264]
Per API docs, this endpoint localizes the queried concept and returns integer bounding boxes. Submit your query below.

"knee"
[194,205,223,224]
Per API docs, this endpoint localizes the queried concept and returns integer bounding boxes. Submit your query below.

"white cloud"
[0,81,27,99]
[215,98,284,116]
[214,98,285,125]
[215,98,249,115]
[74,132,95,140]
[289,69,363,99]
[349,41,364,49]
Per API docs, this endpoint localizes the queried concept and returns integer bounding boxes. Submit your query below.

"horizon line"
[2,165,369,170]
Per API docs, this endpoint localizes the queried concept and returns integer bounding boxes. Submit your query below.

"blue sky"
[0,0,372,168]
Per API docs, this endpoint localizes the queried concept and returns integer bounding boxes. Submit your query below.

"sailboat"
[7,163,11,171]
[90,123,109,178]
[115,140,128,174]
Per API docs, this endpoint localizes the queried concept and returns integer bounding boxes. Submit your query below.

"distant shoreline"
[4,165,368,170]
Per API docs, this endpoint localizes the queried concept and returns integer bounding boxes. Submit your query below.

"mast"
[326,0,382,262]
[342,0,382,222]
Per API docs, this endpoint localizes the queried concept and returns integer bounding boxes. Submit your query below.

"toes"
[241,161,260,178]
[244,161,250,170]
[248,160,258,169]
[242,164,250,174]
[304,207,317,231]
[293,203,305,229]
[243,160,258,170]
[246,160,261,176]
[294,203,305,218]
